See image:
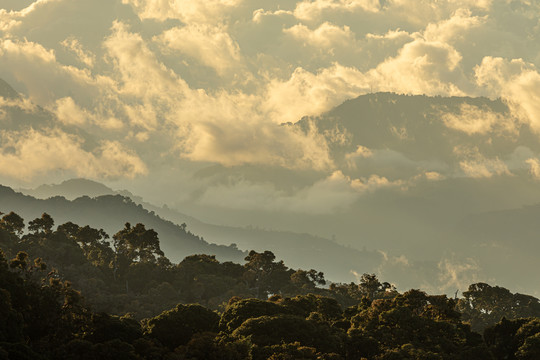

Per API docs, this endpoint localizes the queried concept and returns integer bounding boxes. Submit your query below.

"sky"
[0,0,539,187]
[1,0,540,294]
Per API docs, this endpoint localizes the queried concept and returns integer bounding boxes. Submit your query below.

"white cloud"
[437,256,481,293]
[197,170,401,214]
[122,0,243,23]
[261,64,368,124]
[284,22,355,48]
[441,103,514,135]
[53,97,90,126]
[157,24,243,76]
[475,57,540,133]
[0,129,147,181]
[455,146,511,178]
[0,0,62,32]
[366,39,465,95]
[294,0,381,21]
[60,37,95,68]
[526,158,540,180]
[423,8,486,44]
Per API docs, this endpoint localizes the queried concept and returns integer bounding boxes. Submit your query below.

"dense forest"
[0,211,539,359]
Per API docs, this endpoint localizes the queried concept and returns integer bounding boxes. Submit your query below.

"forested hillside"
[1,211,539,359]
[16,179,382,282]
[0,185,243,263]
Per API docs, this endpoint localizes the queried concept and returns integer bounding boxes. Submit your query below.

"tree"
[113,223,164,265]
[243,250,291,299]
[143,303,219,350]
[28,213,54,235]
[0,212,24,236]
[457,283,540,332]
[58,223,114,268]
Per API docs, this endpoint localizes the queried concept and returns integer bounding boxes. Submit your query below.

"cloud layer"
[0,0,539,188]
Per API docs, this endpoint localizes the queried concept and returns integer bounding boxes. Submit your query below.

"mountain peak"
[23,178,115,200]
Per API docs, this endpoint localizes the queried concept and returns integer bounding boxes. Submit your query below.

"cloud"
[284,22,355,48]
[437,256,481,293]
[0,129,147,182]
[197,170,401,214]
[526,158,540,180]
[157,24,243,76]
[0,96,37,114]
[475,57,540,133]
[294,0,381,21]
[0,37,109,109]
[366,39,465,95]
[0,0,62,32]
[60,37,95,68]
[122,0,243,23]
[252,8,293,23]
[455,146,511,178]
[261,64,368,124]
[424,171,444,181]
[441,103,514,135]
[423,8,486,44]
[53,97,90,126]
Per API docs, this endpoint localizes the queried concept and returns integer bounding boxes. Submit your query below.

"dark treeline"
[0,211,539,359]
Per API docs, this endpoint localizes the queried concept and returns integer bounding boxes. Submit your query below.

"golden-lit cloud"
[294,0,381,21]
[441,103,514,135]
[157,24,243,76]
[284,22,355,48]
[525,158,540,180]
[197,170,401,214]
[475,57,540,133]
[0,0,539,184]
[366,39,464,95]
[60,37,96,68]
[0,129,147,182]
[122,0,243,23]
[455,146,511,178]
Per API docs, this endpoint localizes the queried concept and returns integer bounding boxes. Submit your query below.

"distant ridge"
[0,184,245,263]
[22,178,116,200]
[17,179,383,282]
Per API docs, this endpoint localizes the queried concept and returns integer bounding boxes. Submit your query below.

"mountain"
[17,179,383,282]
[294,92,539,179]
[22,178,116,200]
[0,185,244,263]
[168,93,540,296]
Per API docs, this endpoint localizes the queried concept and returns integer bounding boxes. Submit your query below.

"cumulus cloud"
[0,129,147,182]
[294,0,381,21]
[0,37,109,108]
[122,0,243,23]
[422,8,486,44]
[475,57,540,133]
[1,0,539,185]
[366,39,465,95]
[526,158,540,180]
[284,22,355,48]
[157,24,243,76]
[0,0,62,32]
[261,64,368,124]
